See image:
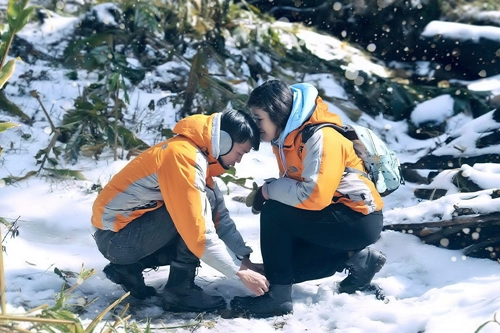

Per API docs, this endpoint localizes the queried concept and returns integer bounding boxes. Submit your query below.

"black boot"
[230,285,293,318]
[103,263,157,300]
[338,247,386,294]
[162,261,227,312]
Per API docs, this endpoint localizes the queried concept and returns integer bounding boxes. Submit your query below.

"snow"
[410,94,454,126]
[432,110,500,157]
[422,20,500,42]
[1,6,500,333]
[464,74,500,95]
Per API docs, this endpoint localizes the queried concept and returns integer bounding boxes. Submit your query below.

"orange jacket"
[91,113,251,276]
[267,86,384,214]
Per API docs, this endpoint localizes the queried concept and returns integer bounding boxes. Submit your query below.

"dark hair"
[246,79,293,130]
[220,109,260,151]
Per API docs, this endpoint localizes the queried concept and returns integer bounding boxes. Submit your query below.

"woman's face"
[249,107,279,142]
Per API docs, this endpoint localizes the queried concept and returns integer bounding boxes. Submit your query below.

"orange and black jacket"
[267,83,384,214]
[92,113,252,277]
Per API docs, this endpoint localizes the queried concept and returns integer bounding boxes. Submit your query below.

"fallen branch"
[383,212,500,234]
[384,212,500,261]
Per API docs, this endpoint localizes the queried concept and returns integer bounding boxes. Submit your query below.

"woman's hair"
[220,109,260,151]
[246,79,293,130]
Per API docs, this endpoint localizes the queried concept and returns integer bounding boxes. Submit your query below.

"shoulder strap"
[301,123,351,144]
[300,123,369,179]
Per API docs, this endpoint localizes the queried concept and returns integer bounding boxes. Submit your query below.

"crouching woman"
[231,79,386,318]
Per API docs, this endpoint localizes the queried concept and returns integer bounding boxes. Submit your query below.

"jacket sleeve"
[159,145,242,277]
[266,128,349,210]
[210,182,253,258]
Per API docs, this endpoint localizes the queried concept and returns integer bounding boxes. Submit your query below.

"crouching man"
[91,109,269,312]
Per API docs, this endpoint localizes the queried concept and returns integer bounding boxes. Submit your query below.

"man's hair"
[220,109,260,151]
[246,79,293,131]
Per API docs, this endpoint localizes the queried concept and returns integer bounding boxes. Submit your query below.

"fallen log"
[384,212,500,261]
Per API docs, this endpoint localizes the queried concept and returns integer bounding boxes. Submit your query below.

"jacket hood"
[277,83,343,167]
[278,83,343,145]
[278,83,318,148]
[173,113,226,176]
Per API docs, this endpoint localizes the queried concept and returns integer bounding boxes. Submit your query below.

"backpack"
[301,123,404,196]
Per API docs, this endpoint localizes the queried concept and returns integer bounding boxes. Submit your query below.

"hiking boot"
[103,263,157,300]
[230,285,293,318]
[338,247,386,294]
[162,261,226,312]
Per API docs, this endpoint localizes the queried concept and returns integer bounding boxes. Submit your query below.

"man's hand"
[245,182,266,215]
[237,259,269,296]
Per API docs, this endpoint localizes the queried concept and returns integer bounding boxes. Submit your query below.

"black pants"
[260,200,383,285]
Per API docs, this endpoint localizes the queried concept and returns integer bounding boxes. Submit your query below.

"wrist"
[239,259,249,271]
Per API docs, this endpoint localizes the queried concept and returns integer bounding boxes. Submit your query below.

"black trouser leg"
[260,200,383,285]
[260,202,293,284]
[291,239,349,284]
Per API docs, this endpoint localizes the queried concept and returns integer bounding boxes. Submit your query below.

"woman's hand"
[245,182,267,214]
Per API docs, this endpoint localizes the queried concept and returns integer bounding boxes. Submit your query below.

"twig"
[0,314,80,326]
[1,216,20,244]
[36,130,61,174]
[84,292,131,333]
[29,90,62,174]
[475,312,500,333]
[25,303,49,315]
[29,90,57,132]
[102,312,131,333]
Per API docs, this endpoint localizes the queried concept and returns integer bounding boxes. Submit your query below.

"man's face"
[219,140,252,168]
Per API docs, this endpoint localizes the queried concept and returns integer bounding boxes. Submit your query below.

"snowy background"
[1,3,500,333]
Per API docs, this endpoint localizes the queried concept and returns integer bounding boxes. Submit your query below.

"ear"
[219,130,233,156]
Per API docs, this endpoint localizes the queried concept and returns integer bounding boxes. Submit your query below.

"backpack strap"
[345,166,370,179]
[301,123,347,144]
[300,123,370,179]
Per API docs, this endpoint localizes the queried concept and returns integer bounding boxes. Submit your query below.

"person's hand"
[245,182,260,207]
[236,263,270,296]
[245,182,266,214]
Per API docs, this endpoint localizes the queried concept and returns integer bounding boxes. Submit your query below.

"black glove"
[245,182,267,215]
[245,182,260,207]
[251,186,266,214]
